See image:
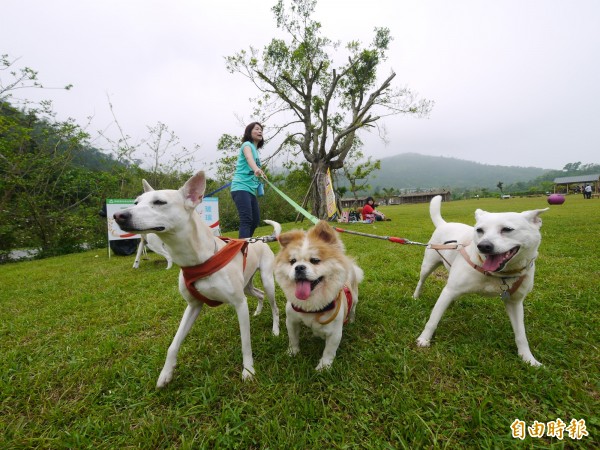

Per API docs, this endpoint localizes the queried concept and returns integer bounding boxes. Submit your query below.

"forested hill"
[368,153,549,190]
[0,101,123,172]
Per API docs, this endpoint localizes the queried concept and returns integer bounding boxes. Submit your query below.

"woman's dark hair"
[242,122,264,148]
[364,196,375,206]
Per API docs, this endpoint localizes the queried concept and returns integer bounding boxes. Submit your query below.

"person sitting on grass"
[361,197,388,222]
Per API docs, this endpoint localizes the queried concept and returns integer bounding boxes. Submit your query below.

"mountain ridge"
[366,153,549,191]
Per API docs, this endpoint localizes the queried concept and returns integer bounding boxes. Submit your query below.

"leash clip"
[246,235,278,244]
[500,279,511,300]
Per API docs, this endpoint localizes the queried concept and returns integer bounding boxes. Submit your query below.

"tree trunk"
[310,160,330,219]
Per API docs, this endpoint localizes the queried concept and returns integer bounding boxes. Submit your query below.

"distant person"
[584,184,592,199]
[230,122,266,238]
[361,196,387,222]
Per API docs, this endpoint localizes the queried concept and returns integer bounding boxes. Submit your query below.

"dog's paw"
[242,367,255,381]
[156,370,173,389]
[416,337,431,347]
[287,346,299,357]
[316,359,333,371]
[272,325,280,336]
[522,355,542,367]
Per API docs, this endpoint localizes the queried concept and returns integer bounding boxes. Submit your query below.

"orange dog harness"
[181,238,249,307]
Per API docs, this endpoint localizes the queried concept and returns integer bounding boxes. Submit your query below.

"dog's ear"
[278,230,305,248]
[308,220,340,246]
[142,179,154,192]
[180,171,206,209]
[474,209,489,221]
[522,208,549,228]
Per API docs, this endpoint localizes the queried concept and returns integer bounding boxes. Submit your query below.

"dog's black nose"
[113,210,130,225]
[295,264,306,274]
[477,241,494,254]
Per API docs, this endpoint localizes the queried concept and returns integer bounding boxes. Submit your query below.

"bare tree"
[97,97,199,191]
[143,122,197,187]
[0,54,72,108]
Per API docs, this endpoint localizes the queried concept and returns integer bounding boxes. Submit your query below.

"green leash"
[262,177,423,246]
[262,178,319,225]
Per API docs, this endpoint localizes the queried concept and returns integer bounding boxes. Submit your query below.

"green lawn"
[1,195,598,449]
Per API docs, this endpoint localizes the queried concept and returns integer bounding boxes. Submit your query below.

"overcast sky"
[3,0,599,172]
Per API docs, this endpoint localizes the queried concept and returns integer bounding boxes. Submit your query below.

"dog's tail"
[354,264,364,284]
[264,220,281,239]
[429,195,446,228]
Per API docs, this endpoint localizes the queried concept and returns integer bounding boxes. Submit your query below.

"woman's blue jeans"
[231,190,260,238]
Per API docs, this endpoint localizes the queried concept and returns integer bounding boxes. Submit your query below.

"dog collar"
[458,246,534,277]
[291,299,336,314]
[429,242,533,300]
[456,246,534,300]
[499,275,527,300]
[291,286,353,325]
[428,242,532,276]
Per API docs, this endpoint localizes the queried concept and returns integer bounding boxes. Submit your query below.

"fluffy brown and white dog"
[266,220,364,370]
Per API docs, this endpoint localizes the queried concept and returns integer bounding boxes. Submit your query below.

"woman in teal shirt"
[231,122,266,238]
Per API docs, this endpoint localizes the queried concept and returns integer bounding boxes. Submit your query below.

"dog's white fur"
[131,180,174,270]
[413,195,548,366]
[268,220,364,371]
[133,233,173,269]
[113,171,280,387]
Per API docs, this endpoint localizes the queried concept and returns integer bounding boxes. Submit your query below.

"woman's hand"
[254,168,266,179]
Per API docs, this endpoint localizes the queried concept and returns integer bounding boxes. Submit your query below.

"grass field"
[1,195,598,449]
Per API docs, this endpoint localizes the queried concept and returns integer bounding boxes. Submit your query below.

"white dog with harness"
[414,195,548,366]
[113,171,280,387]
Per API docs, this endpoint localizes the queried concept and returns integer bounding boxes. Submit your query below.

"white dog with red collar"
[114,172,280,387]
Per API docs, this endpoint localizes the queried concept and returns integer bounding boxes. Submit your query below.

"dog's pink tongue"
[295,280,312,300]
[482,254,503,272]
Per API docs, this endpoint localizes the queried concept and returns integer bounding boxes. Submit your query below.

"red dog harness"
[292,286,353,325]
[180,238,249,307]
